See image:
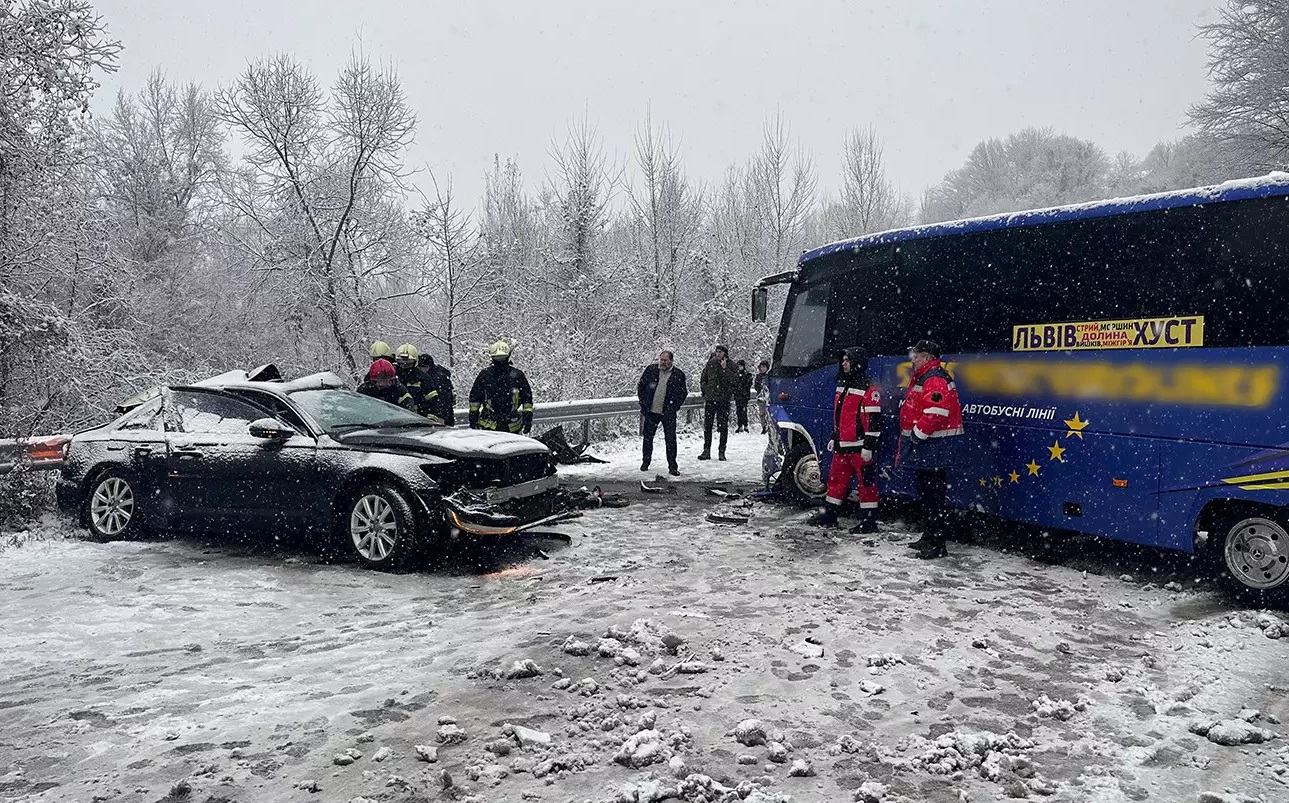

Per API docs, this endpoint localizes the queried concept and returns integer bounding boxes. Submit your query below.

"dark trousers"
[642,411,678,469]
[734,400,749,430]
[702,399,729,455]
[914,468,949,546]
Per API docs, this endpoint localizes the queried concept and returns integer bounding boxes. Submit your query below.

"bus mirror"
[751,287,768,322]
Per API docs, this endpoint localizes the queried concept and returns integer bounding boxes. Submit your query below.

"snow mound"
[1189,718,1277,746]
[1031,694,1088,721]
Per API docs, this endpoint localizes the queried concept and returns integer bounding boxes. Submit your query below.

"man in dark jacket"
[415,352,455,425]
[733,360,753,432]
[357,358,416,411]
[637,350,688,476]
[752,359,771,434]
[699,345,736,460]
[469,340,534,434]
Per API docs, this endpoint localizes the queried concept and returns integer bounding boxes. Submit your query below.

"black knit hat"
[910,339,942,359]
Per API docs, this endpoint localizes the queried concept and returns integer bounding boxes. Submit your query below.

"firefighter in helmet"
[369,340,395,364]
[393,343,429,413]
[468,340,534,434]
[357,358,416,411]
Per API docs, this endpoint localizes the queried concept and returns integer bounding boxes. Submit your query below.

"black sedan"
[56,368,568,569]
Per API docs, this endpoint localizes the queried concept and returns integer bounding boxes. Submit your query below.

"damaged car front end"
[58,367,589,570]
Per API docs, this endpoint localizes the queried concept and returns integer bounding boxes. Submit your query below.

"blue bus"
[752,175,1289,606]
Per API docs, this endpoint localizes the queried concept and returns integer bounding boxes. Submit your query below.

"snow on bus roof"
[798,172,1289,265]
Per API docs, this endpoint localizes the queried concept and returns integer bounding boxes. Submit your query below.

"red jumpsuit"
[826,380,883,513]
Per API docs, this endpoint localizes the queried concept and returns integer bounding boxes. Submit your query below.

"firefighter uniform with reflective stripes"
[824,351,883,532]
[468,361,534,434]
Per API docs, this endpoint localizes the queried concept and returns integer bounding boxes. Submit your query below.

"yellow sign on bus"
[1012,316,1205,352]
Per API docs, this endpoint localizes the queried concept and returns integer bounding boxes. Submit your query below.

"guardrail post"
[581,418,591,445]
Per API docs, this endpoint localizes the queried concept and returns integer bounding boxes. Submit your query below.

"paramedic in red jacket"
[812,348,882,533]
[898,339,964,559]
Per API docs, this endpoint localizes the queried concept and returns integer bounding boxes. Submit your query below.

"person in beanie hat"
[811,348,883,533]
[897,339,964,559]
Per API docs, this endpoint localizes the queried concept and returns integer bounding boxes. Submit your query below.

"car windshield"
[289,388,433,433]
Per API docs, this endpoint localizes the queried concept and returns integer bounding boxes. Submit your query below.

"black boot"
[849,510,878,535]
[718,452,727,461]
[906,536,932,549]
[697,452,711,460]
[915,543,948,559]
[811,506,839,526]
[640,461,650,472]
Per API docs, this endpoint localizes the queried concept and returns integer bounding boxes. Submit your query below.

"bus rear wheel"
[780,443,826,507]
[1214,513,1289,608]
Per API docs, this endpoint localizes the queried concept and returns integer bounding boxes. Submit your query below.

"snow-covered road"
[2,443,1287,803]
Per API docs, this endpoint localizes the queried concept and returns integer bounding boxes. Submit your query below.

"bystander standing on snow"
[636,351,687,476]
[698,346,736,461]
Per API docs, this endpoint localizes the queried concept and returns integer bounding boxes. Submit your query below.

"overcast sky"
[92,0,1219,209]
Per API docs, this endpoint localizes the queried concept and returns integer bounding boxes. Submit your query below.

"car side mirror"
[249,417,295,440]
[751,287,768,322]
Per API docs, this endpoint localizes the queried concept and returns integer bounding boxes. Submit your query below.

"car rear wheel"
[84,469,145,540]
[1215,512,1289,608]
[345,482,418,570]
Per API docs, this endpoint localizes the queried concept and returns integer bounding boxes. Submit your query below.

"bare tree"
[216,52,416,376]
[1190,1,1289,175]
[744,113,817,275]
[0,0,121,288]
[547,115,615,278]
[822,125,905,238]
[0,0,122,445]
[626,111,703,337]
[407,173,495,369]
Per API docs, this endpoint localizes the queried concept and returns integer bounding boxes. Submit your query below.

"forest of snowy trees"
[2,0,1286,518]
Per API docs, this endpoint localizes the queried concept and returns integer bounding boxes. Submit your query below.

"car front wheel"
[345,482,418,570]
[84,469,145,540]
[1216,512,1289,608]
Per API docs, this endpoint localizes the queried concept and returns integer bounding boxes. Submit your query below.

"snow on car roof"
[188,371,348,394]
[799,172,1289,265]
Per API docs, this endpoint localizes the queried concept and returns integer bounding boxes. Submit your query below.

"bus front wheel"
[1214,512,1289,608]
[780,443,827,507]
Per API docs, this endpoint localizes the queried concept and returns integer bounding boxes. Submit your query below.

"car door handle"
[133,446,157,455]
[175,450,204,460]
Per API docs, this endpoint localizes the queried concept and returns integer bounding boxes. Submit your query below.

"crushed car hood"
[334,426,550,459]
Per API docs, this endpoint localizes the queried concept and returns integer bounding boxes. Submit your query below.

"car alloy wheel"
[350,493,399,563]
[90,475,136,537]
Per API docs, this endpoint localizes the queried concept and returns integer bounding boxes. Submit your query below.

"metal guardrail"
[455,393,705,427]
[0,395,709,476]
